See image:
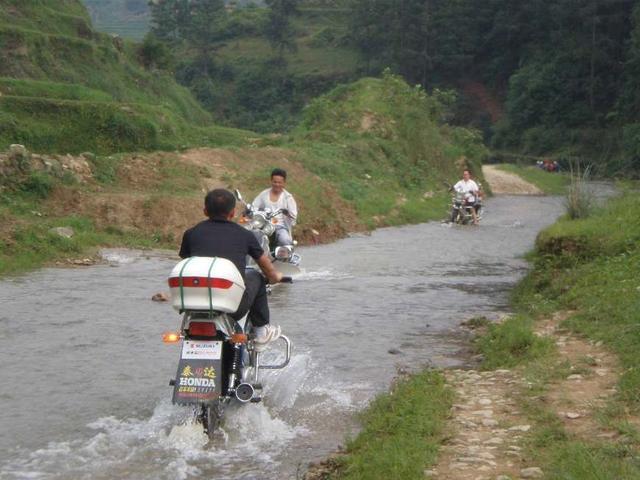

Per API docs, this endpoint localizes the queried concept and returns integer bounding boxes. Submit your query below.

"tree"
[187,0,227,76]
[149,0,180,42]
[264,0,300,57]
[350,0,395,74]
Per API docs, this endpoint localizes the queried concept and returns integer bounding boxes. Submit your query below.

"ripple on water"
[0,195,569,479]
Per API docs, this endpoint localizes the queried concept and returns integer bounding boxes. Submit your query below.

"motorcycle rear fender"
[172,338,224,405]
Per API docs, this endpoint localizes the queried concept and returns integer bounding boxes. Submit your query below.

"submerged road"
[0,194,565,479]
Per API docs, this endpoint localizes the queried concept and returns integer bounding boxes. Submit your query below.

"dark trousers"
[232,269,270,327]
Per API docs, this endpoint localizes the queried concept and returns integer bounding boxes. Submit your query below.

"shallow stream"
[0,195,566,479]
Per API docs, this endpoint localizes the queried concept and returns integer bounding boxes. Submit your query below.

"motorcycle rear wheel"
[199,401,224,439]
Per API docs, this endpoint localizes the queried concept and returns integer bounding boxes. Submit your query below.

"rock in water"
[152,292,170,302]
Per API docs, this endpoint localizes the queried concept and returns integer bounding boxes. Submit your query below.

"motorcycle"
[446,182,483,225]
[163,256,292,439]
[234,189,302,275]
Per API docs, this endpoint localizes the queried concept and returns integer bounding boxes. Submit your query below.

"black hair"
[204,189,236,219]
[271,168,287,180]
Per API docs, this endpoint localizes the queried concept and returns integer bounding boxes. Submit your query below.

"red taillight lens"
[188,321,217,337]
[168,277,233,289]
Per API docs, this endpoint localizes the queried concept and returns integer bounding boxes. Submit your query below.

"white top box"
[169,257,246,313]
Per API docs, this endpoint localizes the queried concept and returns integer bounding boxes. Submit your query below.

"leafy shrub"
[19,172,54,199]
[138,35,174,70]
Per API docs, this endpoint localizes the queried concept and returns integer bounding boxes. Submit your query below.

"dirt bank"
[482,165,543,195]
[40,147,364,247]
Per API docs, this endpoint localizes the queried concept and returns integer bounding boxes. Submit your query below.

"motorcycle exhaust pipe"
[235,383,255,403]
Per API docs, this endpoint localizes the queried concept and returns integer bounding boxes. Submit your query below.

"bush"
[19,171,54,199]
[138,35,174,70]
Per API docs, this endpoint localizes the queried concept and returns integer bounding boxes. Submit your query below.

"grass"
[0,94,254,154]
[0,74,488,276]
[334,371,453,480]
[519,192,640,408]
[496,163,569,194]
[465,188,640,479]
[0,78,112,102]
[289,73,488,227]
[476,315,555,370]
[0,1,242,154]
[0,211,174,275]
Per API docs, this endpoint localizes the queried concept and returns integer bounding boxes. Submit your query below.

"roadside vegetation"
[475,189,640,478]
[326,187,640,479]
[478,192,640,480]
[0,71,488,276]
[331,371,452,480]
[515,191,640,403]
[290,73,488,228]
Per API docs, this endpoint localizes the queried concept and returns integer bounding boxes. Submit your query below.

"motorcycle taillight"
[188,322,217,337]
[168,277,233,289]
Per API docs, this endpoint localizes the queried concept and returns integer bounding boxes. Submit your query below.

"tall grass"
[565,161,593,219]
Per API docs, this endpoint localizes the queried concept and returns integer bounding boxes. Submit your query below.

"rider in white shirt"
[252,168,298,246]
[452,169,480,224]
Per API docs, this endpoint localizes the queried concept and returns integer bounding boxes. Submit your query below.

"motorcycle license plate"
[172,340,223,404]
[181,340,222,360]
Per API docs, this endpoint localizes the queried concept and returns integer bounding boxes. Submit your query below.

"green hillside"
[0,0,252,154]
[0,72,489,274]
[290,73,488,226]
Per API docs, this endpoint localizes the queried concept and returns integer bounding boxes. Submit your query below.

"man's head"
[270,168,287,194]
[462,169,471,181]
[204,189,236,220]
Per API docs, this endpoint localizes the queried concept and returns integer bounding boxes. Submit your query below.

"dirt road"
[482,165,543,195]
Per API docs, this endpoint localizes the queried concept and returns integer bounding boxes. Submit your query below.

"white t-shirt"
[252,188,298,230]
[453,179,479,202]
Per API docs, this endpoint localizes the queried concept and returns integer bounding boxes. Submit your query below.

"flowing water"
[0,195,566,479]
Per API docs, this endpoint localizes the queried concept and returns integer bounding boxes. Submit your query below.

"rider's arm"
[252,190,267,210]
[178,229,191,259]
[286,195,298,227]
[256,254,283,284]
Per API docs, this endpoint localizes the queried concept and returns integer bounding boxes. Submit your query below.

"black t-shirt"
[179,219,264,275]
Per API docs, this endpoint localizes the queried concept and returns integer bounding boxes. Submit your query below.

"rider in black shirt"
[179,189,283,347]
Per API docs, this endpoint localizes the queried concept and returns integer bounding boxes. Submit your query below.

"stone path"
[534,312,622,440]
[428,369,535,480]
[429,311,629,480]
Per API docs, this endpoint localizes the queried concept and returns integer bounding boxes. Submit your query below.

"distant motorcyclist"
[252,168,298,246]
[452,169,480,225]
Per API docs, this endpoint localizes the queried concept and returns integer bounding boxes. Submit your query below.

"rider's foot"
[253,324,281,351]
